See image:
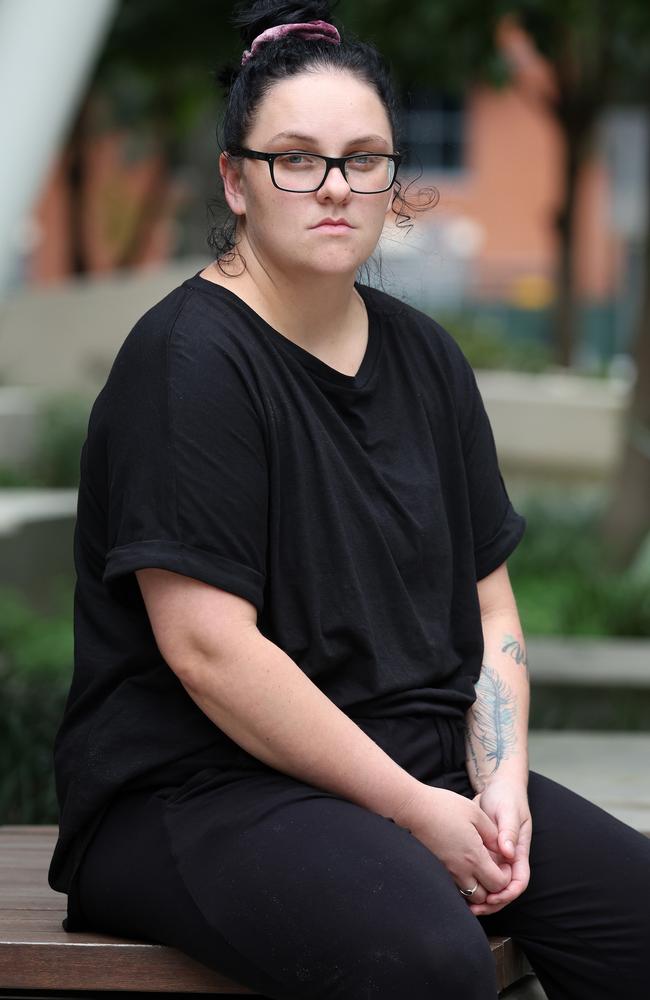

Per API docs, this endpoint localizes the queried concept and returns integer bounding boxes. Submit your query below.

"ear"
[384,186,396,219]
[219,151,246,217]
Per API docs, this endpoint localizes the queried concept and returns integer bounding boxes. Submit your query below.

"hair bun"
[231,0,338,47]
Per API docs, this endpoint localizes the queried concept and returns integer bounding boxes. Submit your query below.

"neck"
[214,240,364,349]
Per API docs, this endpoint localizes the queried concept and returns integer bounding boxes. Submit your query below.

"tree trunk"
[599,106,650,570]
[552,131,582,368]
[549,14,608,372]
[65,95,94,275]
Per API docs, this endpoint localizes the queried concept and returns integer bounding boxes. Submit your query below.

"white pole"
[0,0,119,295]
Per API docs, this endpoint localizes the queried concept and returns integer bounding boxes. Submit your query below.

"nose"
[317,164,351,199]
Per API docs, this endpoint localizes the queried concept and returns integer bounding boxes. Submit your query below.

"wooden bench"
[0,824,536,997]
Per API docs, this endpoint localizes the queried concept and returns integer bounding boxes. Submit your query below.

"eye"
[277,152,318,167]
[347,154,383,169]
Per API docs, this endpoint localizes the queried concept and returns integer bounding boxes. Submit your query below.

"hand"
[394,784,512,899]
[467,778,532,916]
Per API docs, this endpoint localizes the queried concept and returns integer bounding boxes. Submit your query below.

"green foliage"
[0,665,67,824]
[0,583,74,823]
[95,0,239,145]
[340,0,650,99]
[0,582,74,678]
[31,392,91,488]
[0,465,36,487]
[431,310,552,372]
[508,495,650,637]
[529,686,650,731]
[339,0,508,92]
[0,391,91,488]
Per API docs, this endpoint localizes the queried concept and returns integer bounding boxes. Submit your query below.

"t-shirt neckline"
[185,270,381,390]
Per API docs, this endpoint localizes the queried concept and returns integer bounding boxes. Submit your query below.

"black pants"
[69,714,650,999]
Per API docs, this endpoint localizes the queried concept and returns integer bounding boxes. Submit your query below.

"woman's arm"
[464,561,530,792]
[136,566,511,897]
[463,561,533,915]
[136,567,421,823]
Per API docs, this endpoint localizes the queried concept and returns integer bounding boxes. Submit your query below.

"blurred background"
[1,0,649,826]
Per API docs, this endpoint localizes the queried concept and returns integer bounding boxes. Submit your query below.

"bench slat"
[0,935,254,993]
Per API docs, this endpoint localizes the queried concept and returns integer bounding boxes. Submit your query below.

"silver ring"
[459,880,479,897]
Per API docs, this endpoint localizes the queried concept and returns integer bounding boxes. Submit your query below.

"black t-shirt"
[48,269,526,895]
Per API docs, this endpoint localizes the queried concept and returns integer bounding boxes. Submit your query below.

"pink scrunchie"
[241,19,341,66]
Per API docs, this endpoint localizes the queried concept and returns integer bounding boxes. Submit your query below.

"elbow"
[134,568,261,686]
[169,622,258,691]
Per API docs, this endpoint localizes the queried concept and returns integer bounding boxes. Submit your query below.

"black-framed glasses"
[229,146,402,193]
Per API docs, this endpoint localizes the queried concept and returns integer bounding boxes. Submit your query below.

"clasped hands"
[464,777,532,916]
[395,777,532,918]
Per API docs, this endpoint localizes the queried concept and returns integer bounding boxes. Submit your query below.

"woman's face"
[220,69,397,279]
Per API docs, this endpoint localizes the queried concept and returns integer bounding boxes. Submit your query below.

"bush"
[507,494,650,637]
[0,390,92,488]
[0,583,73,823]
[429,309,552,373]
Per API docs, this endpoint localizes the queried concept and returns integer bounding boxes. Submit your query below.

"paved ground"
[528,730,650,831]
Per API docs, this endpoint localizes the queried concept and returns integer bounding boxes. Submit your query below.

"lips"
[313,218,352,228]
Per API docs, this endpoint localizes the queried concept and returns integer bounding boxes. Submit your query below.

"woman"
[49,1,650,998]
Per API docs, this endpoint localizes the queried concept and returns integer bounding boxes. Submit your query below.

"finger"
[498,830,531,886]
[498,825,518,859]
[494,808,522,859]
[484,845,531,904]
[475,848,512,894]
[484,875,528,906]
[486,847,511,870]
[470,875,529,915]
[486,855,530,904]
[456,869,495,907]
[470,876,528,915]
[457,882,489,907]
[472,809,501,853]
[469,899,509,917]
[510,848,531,882]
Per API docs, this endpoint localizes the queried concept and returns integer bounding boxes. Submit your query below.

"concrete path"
[528,731,650,831]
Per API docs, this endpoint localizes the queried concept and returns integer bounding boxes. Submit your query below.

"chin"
[300,249,367,277]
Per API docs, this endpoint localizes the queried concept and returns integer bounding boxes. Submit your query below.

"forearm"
[179,626,420,826]
[464,610,530,792]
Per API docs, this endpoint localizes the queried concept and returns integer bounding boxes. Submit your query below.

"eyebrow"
[267,131,390,148]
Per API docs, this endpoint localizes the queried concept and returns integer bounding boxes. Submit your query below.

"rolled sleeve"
[103,539,265,613]
[100,307,268,613]
[437,326,527,579]
[473,485,527,581]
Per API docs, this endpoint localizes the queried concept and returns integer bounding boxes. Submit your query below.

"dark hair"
[207,0,438,285]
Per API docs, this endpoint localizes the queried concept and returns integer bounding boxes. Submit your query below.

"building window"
[399,88,466,173]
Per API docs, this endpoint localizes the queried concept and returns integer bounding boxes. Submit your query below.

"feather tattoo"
[469,664,517,775]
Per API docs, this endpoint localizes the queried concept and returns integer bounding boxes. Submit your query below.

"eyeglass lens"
[273,153,395,192]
